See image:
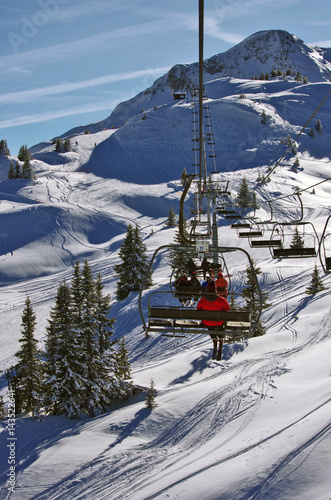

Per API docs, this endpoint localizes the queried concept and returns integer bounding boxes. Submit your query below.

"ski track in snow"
[27,307,331,500]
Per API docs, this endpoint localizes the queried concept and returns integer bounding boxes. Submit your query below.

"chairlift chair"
[138,244,262,340]
[270,221,318,259]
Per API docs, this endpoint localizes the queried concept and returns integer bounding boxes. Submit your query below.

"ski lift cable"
[256,176,331,224]
[260,86,331,184]
[264,176,331,204]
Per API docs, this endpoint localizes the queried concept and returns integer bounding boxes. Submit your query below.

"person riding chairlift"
[197,280,230,361]
[215,271,228,297]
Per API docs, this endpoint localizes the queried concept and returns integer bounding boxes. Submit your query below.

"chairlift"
[270,221,318,258]
[138,244,262,340]
[248,220,282,248]
[318,214,331,273]
[237,218,264,238]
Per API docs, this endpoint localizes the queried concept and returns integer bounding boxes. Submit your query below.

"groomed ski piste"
[0,75,331,500]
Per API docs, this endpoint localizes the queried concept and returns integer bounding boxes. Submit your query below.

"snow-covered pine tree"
[114,224,152,300]
[305,264,326,295]
[14,297,43,416]
[115,338,131,381]
[242,261,270,337]
[64,138,71,152]
[44,280,83,418]
[145,378,157,410]
[236,176,253,208]
[71,260,83,324]
[93,272,133,402]
[78,260,112,416]
[94,272,115,355]
[22,159,36,180]
[315,119,323,134]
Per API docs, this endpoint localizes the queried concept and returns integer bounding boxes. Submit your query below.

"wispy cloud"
[0,101,116,130]
[1,20,176,73]
[0,67,171,105]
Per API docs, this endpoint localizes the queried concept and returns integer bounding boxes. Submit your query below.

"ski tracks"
[275,267,298,343]
[33,358,276,500]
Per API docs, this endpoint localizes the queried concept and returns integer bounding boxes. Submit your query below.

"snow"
[1,35,331,499]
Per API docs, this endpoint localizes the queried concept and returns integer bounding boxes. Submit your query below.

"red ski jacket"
[215,276,228,296]
[197,295,230,326]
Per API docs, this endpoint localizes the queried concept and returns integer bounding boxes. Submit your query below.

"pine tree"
[14,162,22,179]
[242,261,270,337]
[75,261,119,416]
[7,161,15,179]
[44,263,129,419]
[168,229,190,278]
[44,280,83,418]
[114,224,152,300]
[17,145,32,162]
[64,138,71,152]
[309,128,315,138]
[165,206,177,227]
[305,264,326,295]
[93,273,132,403]
[315,119,323,134]
[237,176,253,208]
[22,159,36,180]
[290,227,305,249]
[115,338,131,381]
[286,134,292,146]
[79,261,108,415]
[94,272,115,355]
[71,261,83,324]
[261,110,268,124]
[0,139,10,155]
[55,138,63,152]
[14,297,43,415]
[145,378,157,410]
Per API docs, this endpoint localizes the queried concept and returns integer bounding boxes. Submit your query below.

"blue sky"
[1,0,330,155]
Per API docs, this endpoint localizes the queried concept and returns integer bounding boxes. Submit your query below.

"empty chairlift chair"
[271,222,318,259]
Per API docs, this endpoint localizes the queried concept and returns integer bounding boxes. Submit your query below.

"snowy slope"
[1,29,331,500]
[28,78,331,185]
[1,141,331,500]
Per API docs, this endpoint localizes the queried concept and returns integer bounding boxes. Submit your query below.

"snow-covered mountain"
[0,29,331,500]
[27,30,331,185]
[64,29,331,135]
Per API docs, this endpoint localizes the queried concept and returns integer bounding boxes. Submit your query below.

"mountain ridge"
[61,29,331,138]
